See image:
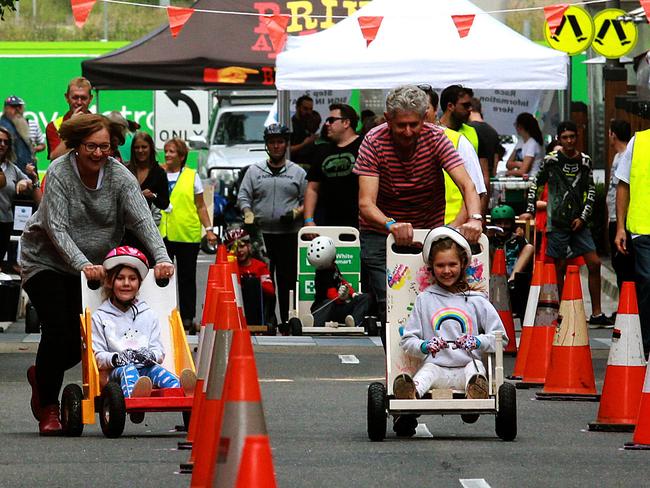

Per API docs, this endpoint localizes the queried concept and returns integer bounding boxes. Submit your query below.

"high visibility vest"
[443,128,463,224]
[627,129,650,235]
[53,116,65,130]
[459,123,479,153]
[159,168,202,243]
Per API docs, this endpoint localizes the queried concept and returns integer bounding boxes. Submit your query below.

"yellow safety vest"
[628,129,650,234]
[443,128,463,224]
[54,116,65,130]
[459,123,479,153]
[159,168,202,243]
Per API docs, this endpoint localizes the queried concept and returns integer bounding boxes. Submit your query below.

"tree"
[0,0,17,20]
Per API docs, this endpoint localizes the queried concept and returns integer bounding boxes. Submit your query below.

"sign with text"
[154,90,210,150]
[473,89,544,135]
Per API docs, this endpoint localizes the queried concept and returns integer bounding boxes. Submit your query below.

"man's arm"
[303,181,320,226]
[358,175,413,245]
[615,181,630,254]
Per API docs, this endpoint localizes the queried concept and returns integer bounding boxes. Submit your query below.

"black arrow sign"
[165,91,200,125]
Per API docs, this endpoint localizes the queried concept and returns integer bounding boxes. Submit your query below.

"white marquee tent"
[276,0,569,90]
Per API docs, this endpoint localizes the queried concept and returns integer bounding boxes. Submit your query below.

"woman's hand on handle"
[154,262,175,280]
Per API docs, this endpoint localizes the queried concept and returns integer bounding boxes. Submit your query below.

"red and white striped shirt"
[353,122,463,232]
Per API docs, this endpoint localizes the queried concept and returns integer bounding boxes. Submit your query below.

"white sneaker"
[344,315,355,327]
[131,376,153,398]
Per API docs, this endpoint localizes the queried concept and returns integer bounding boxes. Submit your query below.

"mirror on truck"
[188,135,208,150]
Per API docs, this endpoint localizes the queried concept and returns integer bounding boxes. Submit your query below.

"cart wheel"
[495,383,517,441]
[200,235,217,254]
[25,302,40,334]
[289,317,302,336]
[363,316,379,337]
[129,412,145,424]
[367,382,387,442]
[100,382,126,438]
[61,384,84,437]
[461,413,480,424]
[182,411,191,431]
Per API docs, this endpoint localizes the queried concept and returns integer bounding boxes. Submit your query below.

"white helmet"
[307,236,336,270]
[422,226,472,265]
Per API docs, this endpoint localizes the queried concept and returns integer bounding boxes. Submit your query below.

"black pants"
[311,294,370,327]
[0,221,13,265]
[608,222,635,289]
[164,239,199,323]
[263,233,297,324]
[24,271,82,407]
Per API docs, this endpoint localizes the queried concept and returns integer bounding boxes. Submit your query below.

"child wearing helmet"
[91,246,195,399]
[393,227,508,437]
[307,236,369,327]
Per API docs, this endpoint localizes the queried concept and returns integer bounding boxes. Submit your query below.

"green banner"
[298,272,361,302]
[298,247,360,273]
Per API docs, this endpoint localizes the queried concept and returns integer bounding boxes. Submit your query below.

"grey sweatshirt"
[400,284,509,368]
[237,160,306,234]
[0,162,30,222]
[20,153,170,283]
[92,298,164,370]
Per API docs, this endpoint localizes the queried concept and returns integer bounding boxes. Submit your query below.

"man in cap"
[0,95,35,173]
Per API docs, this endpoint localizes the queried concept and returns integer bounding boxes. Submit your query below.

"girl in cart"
[395,227,508,404]
[92,246,195,398]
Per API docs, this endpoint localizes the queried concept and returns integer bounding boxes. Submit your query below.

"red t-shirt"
[45,111,73,160]
[353,122,463,231]
[239,259,275,296]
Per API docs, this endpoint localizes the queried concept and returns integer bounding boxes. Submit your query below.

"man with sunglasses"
[304,103,361,228]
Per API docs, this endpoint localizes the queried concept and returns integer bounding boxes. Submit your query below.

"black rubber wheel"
[99,382,126,438]
[289,317,302,336]
[367,382,387,442]
[182,411,191,431]
[267,322,277,336]
[61,383,84,437]
[495,383,517,441]
[129,412,145,424]
[363,316,379,337]
[461,413,480,424]
[25,302,41,334]
[200,235,217,254]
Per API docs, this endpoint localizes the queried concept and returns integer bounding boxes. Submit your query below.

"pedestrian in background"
[0,95,35,173]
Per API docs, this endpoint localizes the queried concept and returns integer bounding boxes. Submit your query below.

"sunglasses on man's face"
[325,116,347,125]
[459,102,473,109]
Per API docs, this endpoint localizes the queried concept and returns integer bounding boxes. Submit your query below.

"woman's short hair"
[385,85,429,119]
[58,114,117,150]
[0,126,17,163]
[164,137,189,166]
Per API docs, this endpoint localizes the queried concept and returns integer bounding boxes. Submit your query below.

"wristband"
[476,337,481,349]
[420,342,428,354]
[304,217,315,224]
[205,226,214,232]
[385,218,396,230]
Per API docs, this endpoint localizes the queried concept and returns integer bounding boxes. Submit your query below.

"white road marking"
[260,377,383,383]
[459,479,492,488]
[259,378,294,383]
[339,354,360,364]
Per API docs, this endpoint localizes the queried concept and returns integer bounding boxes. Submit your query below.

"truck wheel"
[495,383,517,441]
[100,382,126,438]
[61,384,84,437]
[367,382,387,442]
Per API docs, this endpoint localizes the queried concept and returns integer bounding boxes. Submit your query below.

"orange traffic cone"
[509,260,543,380]
[517,262,559,388]
[212,354,277,488]
[490,248,517,355]
[536,265,599,401]
[589,282,647,431]
[624,360,650,449]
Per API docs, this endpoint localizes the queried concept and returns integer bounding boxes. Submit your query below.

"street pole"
[103,1,109,41]
[565,56,573,121]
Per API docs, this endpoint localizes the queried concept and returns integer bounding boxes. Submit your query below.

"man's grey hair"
[385,85,429,119]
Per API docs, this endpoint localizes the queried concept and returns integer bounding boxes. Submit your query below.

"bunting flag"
[262,15,290,54]
[71,0,96,28]
[357,16,383,46]
[543,4,569,35]
[167,6,195,38]
[451,14,475,38]
[641,0,650,24]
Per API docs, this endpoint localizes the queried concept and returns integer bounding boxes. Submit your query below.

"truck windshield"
[213,111,267,146]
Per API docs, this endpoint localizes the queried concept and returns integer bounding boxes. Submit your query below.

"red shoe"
[39,404,63,436]
[27,365,41,421]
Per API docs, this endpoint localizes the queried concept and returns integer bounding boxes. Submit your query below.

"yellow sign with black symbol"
[592,9,637,59]
[544,5,594,56]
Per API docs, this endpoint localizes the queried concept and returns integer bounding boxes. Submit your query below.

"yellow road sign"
[544,5,594,56]
[592,8,637,59]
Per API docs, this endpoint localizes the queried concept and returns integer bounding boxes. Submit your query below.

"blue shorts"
[546,228,596,259]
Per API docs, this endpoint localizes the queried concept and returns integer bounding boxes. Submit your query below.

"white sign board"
[154,90,210,150]
[473,90,544,135]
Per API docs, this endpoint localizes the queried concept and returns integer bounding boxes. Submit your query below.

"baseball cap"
[4,95,25,106]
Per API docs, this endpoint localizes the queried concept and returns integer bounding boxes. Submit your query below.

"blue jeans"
[360,231,387,346]
[632,235,650,355]
[110,364,180,398]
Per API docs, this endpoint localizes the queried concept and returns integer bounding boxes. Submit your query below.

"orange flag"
[358,16,383,46]
[641,0,650,24]
[451,14,475,38]
[167,6,195,38]
[543,4,569,35]
[263,15,290,54]
[71,0,96,28]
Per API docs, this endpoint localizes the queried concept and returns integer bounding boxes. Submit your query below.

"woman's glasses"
[82,143,111,153]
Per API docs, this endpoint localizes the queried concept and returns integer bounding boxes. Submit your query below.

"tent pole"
[565,56,573,121]
[278,90,291,158]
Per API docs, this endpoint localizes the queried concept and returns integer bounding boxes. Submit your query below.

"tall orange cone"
[212,355,277,488]
[624,360,650,449]
[490,248,517,355]
[509,260,543,380]
[589,282,647,431]
[536,265,599,401]
[517,262,559,388]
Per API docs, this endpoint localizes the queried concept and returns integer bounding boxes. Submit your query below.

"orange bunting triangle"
[543,4,569,35]
[167,6,195,39]
[358,16,383,46]
[71,0,96,28]
[263,14,290,54]
[641,0,650,24]
[451,14,475,38]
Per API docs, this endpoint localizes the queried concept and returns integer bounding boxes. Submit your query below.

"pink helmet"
[225,228,250,247]
[103,246,149,280]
